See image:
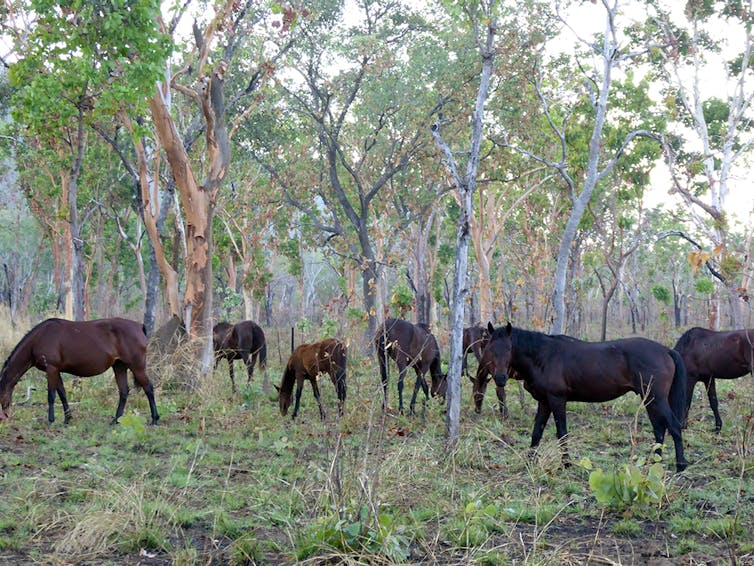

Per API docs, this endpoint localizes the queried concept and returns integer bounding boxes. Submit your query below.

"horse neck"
[510,328,545,369]
[280,362,297,395]
[0,334,35,393]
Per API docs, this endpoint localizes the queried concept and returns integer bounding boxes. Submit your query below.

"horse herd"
[0,316,752,472]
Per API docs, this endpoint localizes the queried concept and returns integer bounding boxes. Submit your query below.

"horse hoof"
[676,461,689,473]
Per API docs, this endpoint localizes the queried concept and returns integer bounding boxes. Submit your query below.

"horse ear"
[487,322,495,334]
[273,384,280,393]
[505,322,512,335]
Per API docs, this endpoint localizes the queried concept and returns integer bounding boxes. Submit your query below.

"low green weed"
[295,504,410,562]
[581,454,667,513]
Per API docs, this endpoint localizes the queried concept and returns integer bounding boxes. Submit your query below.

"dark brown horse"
[0,318,159,425]
[213,320,267,392]
[471,342,508,418]
[276,338,347,420]
[674,327,754,432]
[375,318,447,415]
[463,325,490,378]
[478,323,688,472]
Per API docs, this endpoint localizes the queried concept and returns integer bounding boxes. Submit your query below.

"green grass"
[1,345,753,564]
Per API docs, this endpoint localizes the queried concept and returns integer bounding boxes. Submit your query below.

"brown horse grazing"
[463,325,490,378]
[674,327,754,432]
[213,320,267,392]
[0,318,159,425]
[375,318,447,415]
[479,323,688,472]
[276,338,347,420]
[471,342,508,418]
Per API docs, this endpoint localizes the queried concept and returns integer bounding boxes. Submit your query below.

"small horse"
[213,320,267,392]
[375,318,447,415]
[479,323,688,472]
[463,325,490,378]
[276,338,347,420]
[674,327,754,432]
[471,342,508,418]
[0,317,159,425]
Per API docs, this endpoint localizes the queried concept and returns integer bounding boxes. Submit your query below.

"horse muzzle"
[492,373,508,387]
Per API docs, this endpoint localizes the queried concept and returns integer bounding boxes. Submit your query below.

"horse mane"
[279,356,298,396]
[0,318,59,381]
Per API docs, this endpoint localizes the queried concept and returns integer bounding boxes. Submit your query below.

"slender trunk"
[432,8,496,451]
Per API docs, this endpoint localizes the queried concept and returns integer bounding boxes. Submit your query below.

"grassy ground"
[1,332,754,565]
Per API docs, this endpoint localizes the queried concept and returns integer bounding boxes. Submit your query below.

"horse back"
[675,327,753,378]
[32,318,146,374]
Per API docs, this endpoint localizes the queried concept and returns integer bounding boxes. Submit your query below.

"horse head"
[485,322,513,388]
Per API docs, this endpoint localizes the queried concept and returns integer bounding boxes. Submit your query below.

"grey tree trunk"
[432,3,497,451]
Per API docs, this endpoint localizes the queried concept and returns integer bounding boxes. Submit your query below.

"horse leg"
[111,361,130,425]
[646,400,688,472]
[704,378,723,433]
[311,377,326,421]
[334,374,346,417]
[241,351,255,383]
[132,368,160,425]
[408,369,423,416]
[530,400,551,448]
[550,398,570,467]
[56,380,72,424]
[45,368,64,424]
[292,378,304,420]
[495,385,508,419]
[683,376,698,429]
[228,360,237,393]
[396,363,408,414]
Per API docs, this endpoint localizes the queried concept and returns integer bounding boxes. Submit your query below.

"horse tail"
[668,348,687,427]
[334,341,347,403]
[375,331,389,383]
[259,339,267,371]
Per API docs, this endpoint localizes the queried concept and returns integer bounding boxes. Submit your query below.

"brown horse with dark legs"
[479,323,689,472]
[213,320,267,392]
[0,318,159,425]
[276,338,347,420]
[463,325,490,378]
[471,341,508,418]
[674,327,754,432]
[375,318,447,415]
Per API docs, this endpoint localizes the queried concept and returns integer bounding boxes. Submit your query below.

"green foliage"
[390,282,414,316]
[651,285,672,304]
[296,505,410,563]
[582,456,667,513]
[695,278,715,294]
[113,413,148,443]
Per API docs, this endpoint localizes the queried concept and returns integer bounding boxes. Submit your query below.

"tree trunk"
[432,6,496,452]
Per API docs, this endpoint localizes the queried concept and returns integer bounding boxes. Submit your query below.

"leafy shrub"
[581,456,666,513]
[296,504,410,562]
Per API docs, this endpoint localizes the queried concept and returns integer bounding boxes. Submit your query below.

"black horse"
[375,318,447,415]
[477,323,688,472]
[674,327,754,432]
[213,320,267,392]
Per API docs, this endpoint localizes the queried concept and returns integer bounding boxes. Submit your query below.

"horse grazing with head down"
[276,338,347,420]
[375,318,447,415]
[478,323,688,472]
[213,320,267,392]
[463,325,490,378]
[0,317,159,425]
[674,327,754,432]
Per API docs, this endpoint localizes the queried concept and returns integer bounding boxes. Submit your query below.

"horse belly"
[565,375,632,403]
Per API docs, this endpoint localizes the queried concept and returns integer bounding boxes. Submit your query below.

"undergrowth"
[0,326,753,564]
